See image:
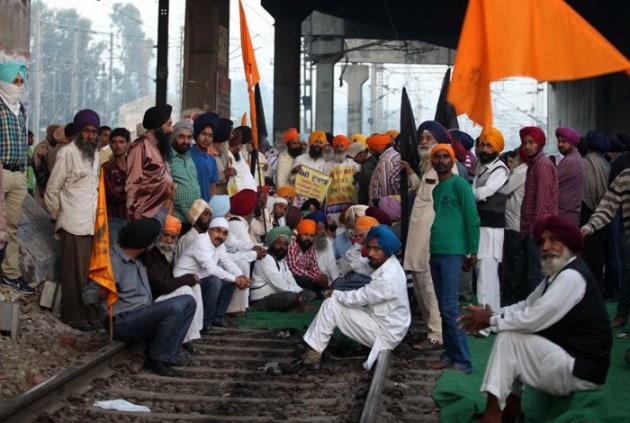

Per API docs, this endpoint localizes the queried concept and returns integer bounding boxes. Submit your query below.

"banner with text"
[295,166,331,203]
[326,165,356,215]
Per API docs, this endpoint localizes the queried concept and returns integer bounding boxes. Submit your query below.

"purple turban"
[555,127,580,147]
[417,121,451,143]
[520,127,546,148]
[366,224,401,256]
[450,129,475,150]
[532,214,584,254]
[586,131,610,154]
[73,109,100,132]
[379,197,401,222]
[366,206,392,226]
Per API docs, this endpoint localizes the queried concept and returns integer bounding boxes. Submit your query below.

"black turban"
[193,112,220,140]
[142,104,172,130]
[118,218,162,249]
[214,118,233,143]
[235,126,252,144]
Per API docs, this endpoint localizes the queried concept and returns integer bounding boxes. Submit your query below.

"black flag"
[250,84,267,182]
[399,87,418,257]
[434,67,459,130]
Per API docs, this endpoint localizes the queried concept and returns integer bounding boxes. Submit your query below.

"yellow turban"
[480,127,505,153]
[163,215,182,236]
[350,133,367,147]
[308,130,327,145]
[386,129,400,139]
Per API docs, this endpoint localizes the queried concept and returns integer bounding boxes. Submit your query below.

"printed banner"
[294,166,331,203]
[326,165,356,205]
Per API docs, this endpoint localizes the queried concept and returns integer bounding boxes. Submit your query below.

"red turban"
[297,219,316,235]
[284,128,299,143]
[230,189,257,216]
[332,135,349,149]
[519,126,546,148]
[366,206,392,226]
[366,134,391,151]
[532,214,584,254]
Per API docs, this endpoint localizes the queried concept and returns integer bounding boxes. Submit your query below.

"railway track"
[0,319,442,422]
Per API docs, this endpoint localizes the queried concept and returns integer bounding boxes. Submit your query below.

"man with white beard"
[458,215,611,423]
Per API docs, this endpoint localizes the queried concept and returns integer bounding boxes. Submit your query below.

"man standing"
[556,127,584,226]
[167,120,201,223]
[519,126,558,292]
[97,125,112,164]
[284,225,410,372]
[126,104,174,220]
[101,127,131,241]
[190,112,220,201]
[459,215,611,423]
[276,128,302,189]
[291,130,329,177]
[174,217,250,331]
[226,127,257,192]
[0,62,31,293]
[286,219,329,298]
[426,144,479,373]
[45,109,101,330]
[367,133,400,207]
[472,128,509,326]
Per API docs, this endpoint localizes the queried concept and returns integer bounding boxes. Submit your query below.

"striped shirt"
[0,100,27,171]
[167,148,201,222]
[368,146,401,206]
[583,168,630,237]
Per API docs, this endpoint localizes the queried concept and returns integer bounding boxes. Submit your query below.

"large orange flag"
[448,0,630,130]
[88,172,118,316]
[239,0,260,150]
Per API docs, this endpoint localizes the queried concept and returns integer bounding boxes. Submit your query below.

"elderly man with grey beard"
[458,215,611,423]
[45,109,101,331]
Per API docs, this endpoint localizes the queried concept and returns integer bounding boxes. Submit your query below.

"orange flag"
[88,171,118,316]
[241,112,248,127]
[448,0,630,130]
[239,0,260,150]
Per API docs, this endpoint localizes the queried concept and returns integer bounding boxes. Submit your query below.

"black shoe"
[2,276,35,295]
[182,342,195,353]
[72,324,98,332]
[212,319,239,328]
[279,357,322,374]
[200,325,213,334]
[143,358,180,377]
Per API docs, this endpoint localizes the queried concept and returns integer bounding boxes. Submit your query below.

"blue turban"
[586,131,610,154]
[450,129,475,150]
[417,121,450,143]
[208,195,230,218]
[366,224,401,256]
[0,62,26,84]
[305,210,326,224]
[193,112,220,140]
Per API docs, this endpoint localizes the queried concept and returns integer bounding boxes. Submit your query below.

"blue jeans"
[430,254,472,373]
[200,276,237,326]
[112,296,195,363]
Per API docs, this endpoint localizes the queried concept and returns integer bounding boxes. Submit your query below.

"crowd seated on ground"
[2,81,628,389]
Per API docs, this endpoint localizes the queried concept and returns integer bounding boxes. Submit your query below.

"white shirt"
[293,153,328,174]
[44,141,99,236]
[275,150,295,188]
[500,163,527,232]
[316,237,340,282]
[225,216,258,263]
[174,229,203,262]
[174,234,243,281]
[250,254,302,301]
[490,257,585,332]
[228,151,258,191]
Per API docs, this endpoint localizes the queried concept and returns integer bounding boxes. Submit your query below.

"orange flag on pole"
[88,172,118,317]
[239,0,260,150]
[448,0,630,130]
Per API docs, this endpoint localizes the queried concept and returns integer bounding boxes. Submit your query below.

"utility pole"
[108,32,114,124]
[70,29,78,114]
[34,8,41,140]
[156,0,169,106]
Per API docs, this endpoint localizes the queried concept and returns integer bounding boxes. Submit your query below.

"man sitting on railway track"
[282,224,411,372]
[458,215,612,422]
[86,210,196,378]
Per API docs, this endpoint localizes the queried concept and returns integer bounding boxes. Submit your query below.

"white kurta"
[303,255,411,369]
[482,258,598,409]
[315,238,340,283]
[225,216,259,313]
[155,285,203,343]
[250,254,302,301]
[173,235,243,281]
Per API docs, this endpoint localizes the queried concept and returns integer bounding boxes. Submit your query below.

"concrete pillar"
[0,0,30,62]
[315,61,336,132]
[343,65,369,135]
[182,0,229,117]
[272,17,302,144]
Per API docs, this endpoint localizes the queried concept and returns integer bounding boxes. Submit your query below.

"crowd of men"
[0,60,626,419]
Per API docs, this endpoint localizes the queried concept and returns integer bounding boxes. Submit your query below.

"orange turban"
[332,135,349,149]
[276,185,296,200]
[430,144,456,163]
[354,216,379,231]
[366,134,391,151]
[163,215,182,235]
[297,219,316,235]
[386,129,400,139]
[284,127,299,143]
[480,127,505,153]
[308,130,327,145]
